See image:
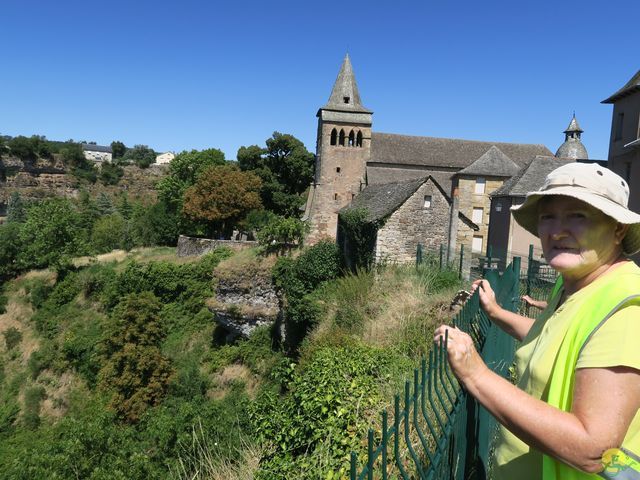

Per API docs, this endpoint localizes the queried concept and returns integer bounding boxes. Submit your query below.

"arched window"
[348,130,355,147]
[330,128,337,146]
[356,131,363,147]
[339,129,345,146]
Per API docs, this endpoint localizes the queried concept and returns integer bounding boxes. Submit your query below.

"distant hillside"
[0,153,168,215]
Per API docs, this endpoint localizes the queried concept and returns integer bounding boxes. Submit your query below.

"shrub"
[0,289,7,314]
[3,327,22,351]
[23,385,46,429]
[28,280,54,309]
[91,214,126,253]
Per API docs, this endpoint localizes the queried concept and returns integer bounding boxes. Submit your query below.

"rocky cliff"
[0,154,167,214]
[208,252,282,341]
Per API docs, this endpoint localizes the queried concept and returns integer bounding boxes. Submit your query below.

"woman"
[434,162,640,479]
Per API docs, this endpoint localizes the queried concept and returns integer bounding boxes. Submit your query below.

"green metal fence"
[349,256,523,479]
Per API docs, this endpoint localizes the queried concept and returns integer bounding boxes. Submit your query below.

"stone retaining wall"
[176,235,257,257]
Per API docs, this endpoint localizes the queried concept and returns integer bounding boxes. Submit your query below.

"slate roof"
[491,156,575,197]
[564,115,583,133]
[82,144,112,153]
[602,69,640,104]
[341,177,427,222]
[321,54,372,114]
[456,146,520,177]
[340,176,479,230]
[370,132,552,169]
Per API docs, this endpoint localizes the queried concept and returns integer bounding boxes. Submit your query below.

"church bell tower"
[303,54,373,243]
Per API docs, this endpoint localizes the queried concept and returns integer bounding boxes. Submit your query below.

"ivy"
[339,208,378,271]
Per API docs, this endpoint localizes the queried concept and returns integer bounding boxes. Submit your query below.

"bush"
[23,385,45,429]
[3,327,22,351]
[99,162,124,185]
[0,289,7,314]
[91,214,126,253]
[28,281,54,309]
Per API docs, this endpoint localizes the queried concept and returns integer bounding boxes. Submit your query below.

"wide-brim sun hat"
[511,162,640,255]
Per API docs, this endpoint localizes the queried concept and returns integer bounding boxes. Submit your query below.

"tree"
[0,223,22,281]
[6,192,26,223]
[122,144,156,169]
[256,215,308,255]
[91,214,126,253]
[99,162,124,185]
[182,165,262,238]
[98,292,174,423]
[7,136,37,160]
[18,198,84,269]
[157,148,226,211]
[110,140,126,159]
[237,132,314,217]
[130,201,179,247]
[96,192,115,215]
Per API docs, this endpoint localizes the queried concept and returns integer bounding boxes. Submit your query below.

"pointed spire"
[322,54,371,113]
[563,113,583,134]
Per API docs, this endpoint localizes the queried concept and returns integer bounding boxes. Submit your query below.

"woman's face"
[537,196,624,280]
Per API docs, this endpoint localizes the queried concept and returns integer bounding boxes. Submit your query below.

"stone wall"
[456,175,506,253]
[176,235,257,257]
[375,179,451,263]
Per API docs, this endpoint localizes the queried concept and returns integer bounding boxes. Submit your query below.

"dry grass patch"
[208,364,259,401]
[0,289,39,363]
[39,371,77,419]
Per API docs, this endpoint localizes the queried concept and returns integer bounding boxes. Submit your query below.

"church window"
[339,129,345,146]
[348,130,355,147]
[472,235,483,253]
[352,193,355,199]
[472,207,484,224]
[334,193,338,200]
[330,128,337,145]
[615,112,624,141]
[356,131,363,147]
[336,167,341,173]
[423,195,432,208]
[475,177,486,194]
[343,96,350,104]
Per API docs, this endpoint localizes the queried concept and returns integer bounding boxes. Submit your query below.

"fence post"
[439,244,444,270]
[526,244,534,297]
[416,243,423,268]
[458,245,464,279]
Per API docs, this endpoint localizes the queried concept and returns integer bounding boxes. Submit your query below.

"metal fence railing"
[350,255,523,479]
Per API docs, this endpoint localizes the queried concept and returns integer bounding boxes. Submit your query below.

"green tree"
[157,148,226,211]
[0,222,22,280]
[182,165,262,238]
[110,140,127,159]
[98,292,174,423]
[96,192,115,215]
[18,198,84,269]
[6,191,26,223]
[7,136,37,160]
[122,144,156,169]
[91,214,126,253]
[256,215,308,255]
[99,161,124,185]
[237,132,314,217]
[131,201,179,247]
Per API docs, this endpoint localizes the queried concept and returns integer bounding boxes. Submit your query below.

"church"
[303,55,590,264]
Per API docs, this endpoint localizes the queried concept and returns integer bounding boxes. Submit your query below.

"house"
[82,144,112,163]
[155,152,175,165]
[602,69,640,213]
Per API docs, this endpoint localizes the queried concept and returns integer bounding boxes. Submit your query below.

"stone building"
[602,69,640,214]
[340,176,478,264]
[82,144,112,163]
[304,55,553,261]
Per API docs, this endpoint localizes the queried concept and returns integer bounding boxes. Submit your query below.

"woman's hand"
[521,294,548,311]
[470,279,501,319]
[433,324,489,386]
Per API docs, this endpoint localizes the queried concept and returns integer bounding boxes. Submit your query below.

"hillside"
[0,154,167,215]
[0,245,462,479]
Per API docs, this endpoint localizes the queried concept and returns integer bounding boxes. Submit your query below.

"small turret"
[555,113,588,159]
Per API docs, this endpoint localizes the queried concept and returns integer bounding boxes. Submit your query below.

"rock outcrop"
[208,253,281,341]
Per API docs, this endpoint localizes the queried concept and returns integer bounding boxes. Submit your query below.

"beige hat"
[511,162,640,255]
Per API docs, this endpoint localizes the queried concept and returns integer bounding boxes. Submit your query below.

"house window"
[495,201,503,212]
[615,112,624,141]
[475,177,486,194]
[472,207,484,224]
[423,195,432,208]
[472,235,483,253]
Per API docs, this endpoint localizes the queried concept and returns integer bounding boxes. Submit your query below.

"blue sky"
[2,0,638,161]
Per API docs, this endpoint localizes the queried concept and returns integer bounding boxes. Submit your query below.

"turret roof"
[564,114,583,133]
[321,54,372,114]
